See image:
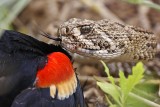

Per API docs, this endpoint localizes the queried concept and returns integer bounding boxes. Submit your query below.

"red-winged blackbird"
[0,30,85,107]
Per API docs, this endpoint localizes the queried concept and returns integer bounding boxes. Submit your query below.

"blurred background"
[0,0,160,107]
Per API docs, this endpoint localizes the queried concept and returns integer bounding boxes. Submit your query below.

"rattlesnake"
[57,18,157,62]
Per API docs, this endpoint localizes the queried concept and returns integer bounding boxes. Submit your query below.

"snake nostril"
[61,27,69,36]
[66,27,69,33]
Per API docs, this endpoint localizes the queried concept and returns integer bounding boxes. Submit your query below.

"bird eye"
[80,25,92,34]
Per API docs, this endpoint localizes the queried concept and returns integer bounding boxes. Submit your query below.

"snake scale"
[56,18,157,62]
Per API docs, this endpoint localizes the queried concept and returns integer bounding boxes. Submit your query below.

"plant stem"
[0,0,31,29]
[123,0,160,11]
[143,0,160,11]
[129,92,160,107]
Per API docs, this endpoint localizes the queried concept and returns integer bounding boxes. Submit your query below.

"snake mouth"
[61,42,123,59]
[61,42,98,52]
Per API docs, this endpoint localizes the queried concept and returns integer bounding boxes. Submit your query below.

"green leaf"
[109,105,118,107]
[100,60,110,77]
[133,83,160,104]
[126,94,152,107]
[100,60,116,85]
[123,0,160,11]
[97,82,121,106]
[119,70,127,102]
[98,61,160,107]
[132,62,144,85]
[119,62,145,103]
[123,0,144,4]
[127,92,160,107]
[0,0,31,30]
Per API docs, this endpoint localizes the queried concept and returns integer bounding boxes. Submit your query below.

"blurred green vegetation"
[0,0,160,31]
[123,0,160,11]
[0,0,31,30]
[97,61,160,107]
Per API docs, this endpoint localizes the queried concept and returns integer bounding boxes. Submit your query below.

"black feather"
[0,30,84,107]
[11,78,85,107]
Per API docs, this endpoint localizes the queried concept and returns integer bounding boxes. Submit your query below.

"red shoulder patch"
[36,52,74,88]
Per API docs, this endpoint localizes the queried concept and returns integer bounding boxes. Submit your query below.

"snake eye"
[80,25,92,34]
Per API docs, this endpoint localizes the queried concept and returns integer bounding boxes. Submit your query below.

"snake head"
[58,18,157,61]
[58,18,124,60]
[58,18,95,50]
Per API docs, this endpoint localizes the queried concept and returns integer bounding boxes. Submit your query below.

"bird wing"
[11,78,85,107]
[0,30,70,106]
[0,30,70,76]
